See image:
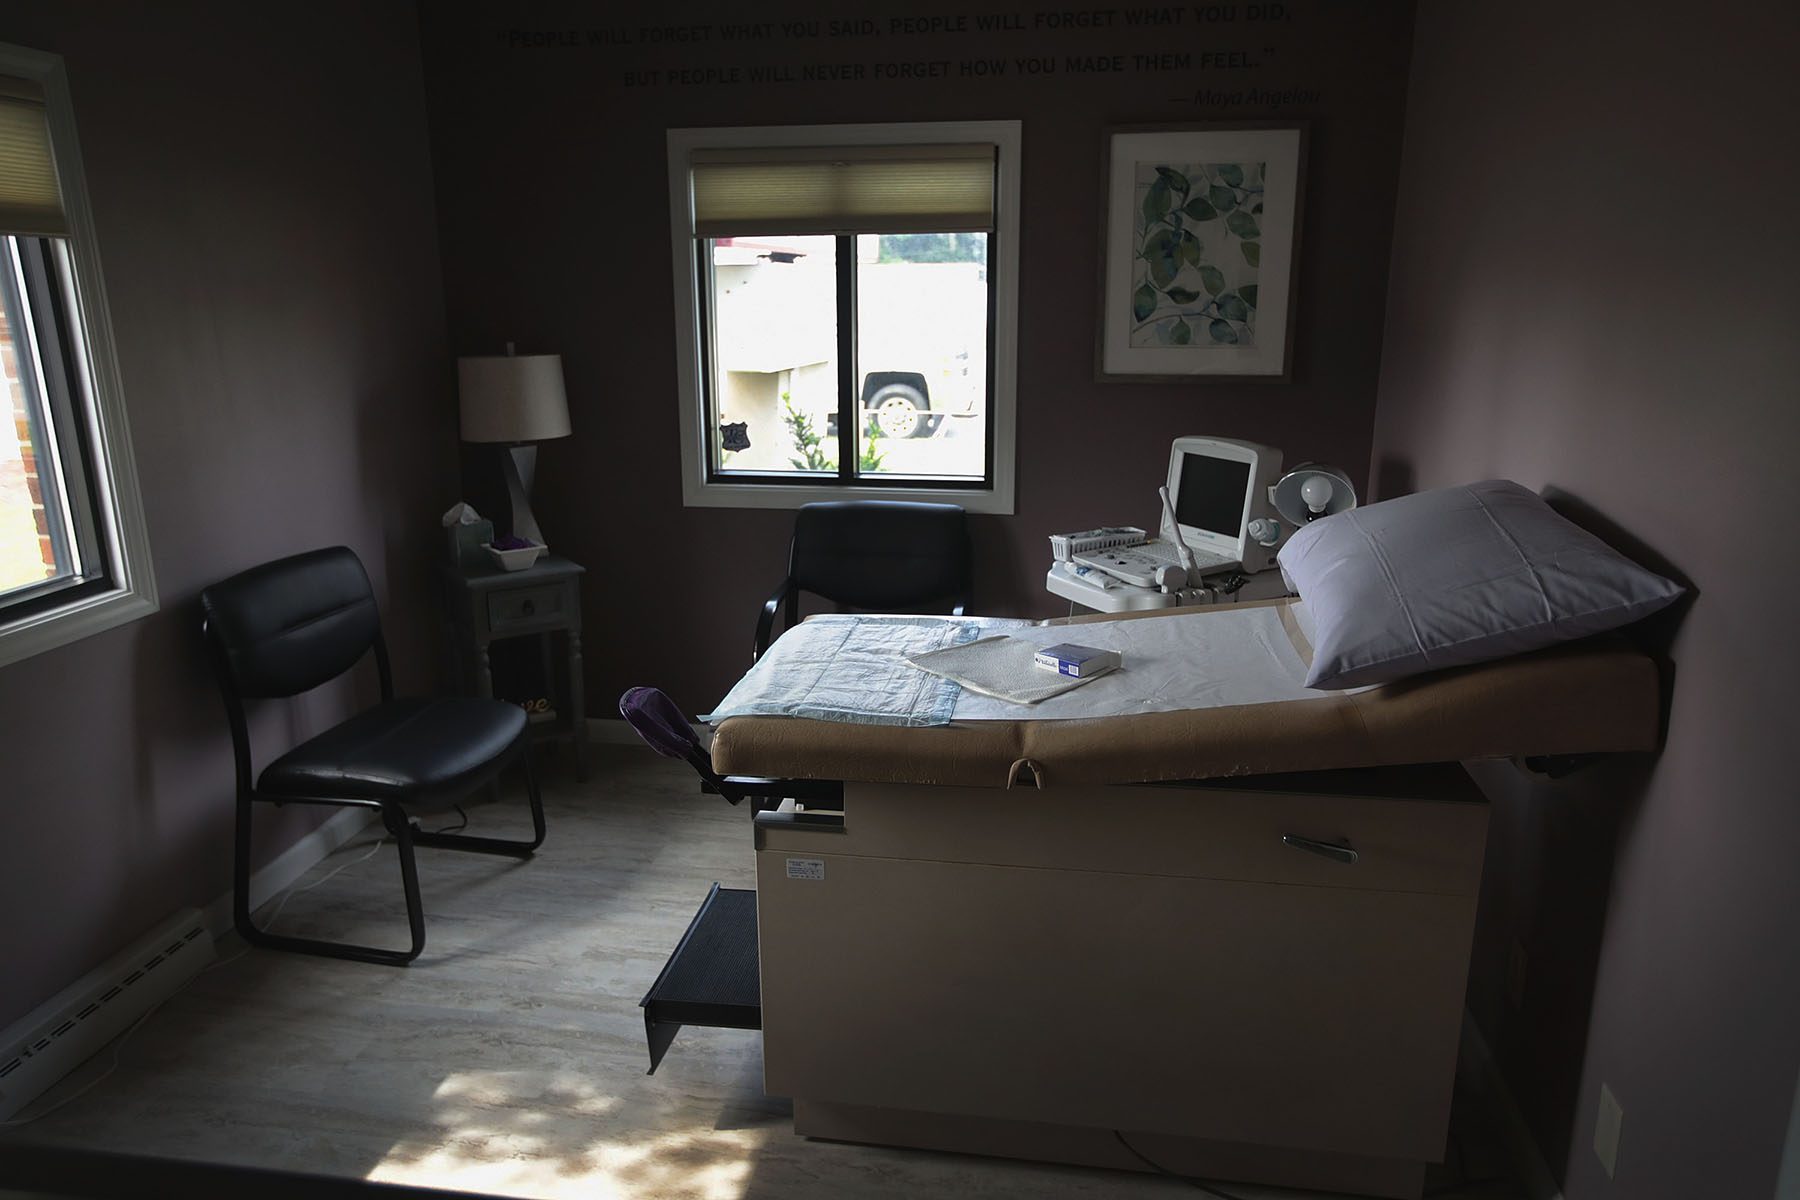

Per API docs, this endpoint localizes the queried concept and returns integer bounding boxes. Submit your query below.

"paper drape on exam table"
[703,615,1029,727]
[705,604,1353,728]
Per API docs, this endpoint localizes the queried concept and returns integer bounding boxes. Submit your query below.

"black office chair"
[200,546,546,966]
[754,500,972,662]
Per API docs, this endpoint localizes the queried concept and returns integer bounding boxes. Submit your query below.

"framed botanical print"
[1097,123,1307,381]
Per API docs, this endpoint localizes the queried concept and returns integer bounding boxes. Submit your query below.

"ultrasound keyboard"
[1071,540,1235,588]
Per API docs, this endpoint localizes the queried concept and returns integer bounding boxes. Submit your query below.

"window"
[0,46,155,667]
[669,122,1019,513]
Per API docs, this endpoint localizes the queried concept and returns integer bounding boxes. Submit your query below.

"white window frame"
[668,120,1020,515]
[0,42,156,668]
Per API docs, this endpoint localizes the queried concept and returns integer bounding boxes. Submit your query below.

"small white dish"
[484,541,545,571]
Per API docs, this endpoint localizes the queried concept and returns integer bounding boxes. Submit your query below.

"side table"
[442,555,587,781]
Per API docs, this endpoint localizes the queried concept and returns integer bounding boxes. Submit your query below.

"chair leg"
[231,789,256,939]
[390,810,428,958]
[412,738,547,857]
[230,738,544,968]
[234,796,426,967]
[522,743,547,846]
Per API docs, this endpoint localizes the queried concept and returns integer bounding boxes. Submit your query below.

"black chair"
[754,500,972,662]
[200,546,545,966]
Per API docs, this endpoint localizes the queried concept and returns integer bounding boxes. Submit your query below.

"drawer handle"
[521,599,535,616]
[1282,834,1359,865]
[753,810,845,833]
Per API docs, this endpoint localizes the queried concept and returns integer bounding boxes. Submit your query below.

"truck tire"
[866,383,929,439]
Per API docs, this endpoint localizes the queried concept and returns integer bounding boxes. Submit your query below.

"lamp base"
[501,444,544,545]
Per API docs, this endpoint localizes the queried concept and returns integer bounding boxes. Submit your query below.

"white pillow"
[1277,479,1683,690]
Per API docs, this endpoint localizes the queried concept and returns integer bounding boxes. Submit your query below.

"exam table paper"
[705,605,1340,728]
[949,603,1328,721]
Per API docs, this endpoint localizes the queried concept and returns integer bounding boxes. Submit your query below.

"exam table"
[632,598,1663,1200]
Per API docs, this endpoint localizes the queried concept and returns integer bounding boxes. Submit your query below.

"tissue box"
[446,519,495,570]
[1033,643,1121,679]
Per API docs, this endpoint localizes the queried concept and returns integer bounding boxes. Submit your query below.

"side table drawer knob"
[488,586,563,633]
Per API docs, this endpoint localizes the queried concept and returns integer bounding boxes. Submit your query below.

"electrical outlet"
[1594,1083,1623,1178]
[1506,938,1528,1008]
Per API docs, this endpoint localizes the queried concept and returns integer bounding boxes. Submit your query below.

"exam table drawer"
[755,850,1476,1161]
[485,585,566,635]
[759,765,1488,897]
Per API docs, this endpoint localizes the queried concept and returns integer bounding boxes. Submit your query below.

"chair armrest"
[754,578,794,663]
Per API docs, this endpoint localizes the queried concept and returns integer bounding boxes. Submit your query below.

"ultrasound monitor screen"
[1174,454,1252,539]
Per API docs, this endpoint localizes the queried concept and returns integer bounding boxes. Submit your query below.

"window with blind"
[668,123,1020,513]
[0,43,155,666]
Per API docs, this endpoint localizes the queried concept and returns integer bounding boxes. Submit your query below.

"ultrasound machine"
[1046,436,1301,612]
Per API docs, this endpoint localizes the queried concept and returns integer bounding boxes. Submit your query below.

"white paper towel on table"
[907,636,1097,705]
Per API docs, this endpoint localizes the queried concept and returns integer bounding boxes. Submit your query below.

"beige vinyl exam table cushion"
[711,598,1661,787]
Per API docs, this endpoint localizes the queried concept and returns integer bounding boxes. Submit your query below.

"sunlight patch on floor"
[365,1070,763,1200]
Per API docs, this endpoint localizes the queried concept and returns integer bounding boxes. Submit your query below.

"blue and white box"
[1033,642,1122,679]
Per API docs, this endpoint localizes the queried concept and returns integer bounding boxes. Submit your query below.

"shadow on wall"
[1371,454,1415,503]
[124,594,354,932]
[129,610,219,829]
[1539,485,1695,746]
[1371,452,1706,1180]
[971,510,1040,618]
[1444,474,1697,1182]
[356,380,455,695]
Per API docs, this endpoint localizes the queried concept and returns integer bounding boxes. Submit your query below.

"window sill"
[684,477,1014,515]
[0,582,158,670]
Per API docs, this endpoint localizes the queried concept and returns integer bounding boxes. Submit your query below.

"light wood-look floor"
[2,747,1526,1199]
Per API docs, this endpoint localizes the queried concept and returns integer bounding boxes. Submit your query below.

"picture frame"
[1097,123,1308,382]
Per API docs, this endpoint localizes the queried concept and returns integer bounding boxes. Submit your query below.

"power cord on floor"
[1111,1131,1252,1199]
[431,804,469,835]
[1422,1128,1508,1197]
[254,836,390,933]
[0,1006,159,1129]
[203,834,394,975]
[217,804,471,964]
[1120,1124,1509,1199]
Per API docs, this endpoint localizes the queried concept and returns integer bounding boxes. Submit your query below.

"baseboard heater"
[0,907,214,1121]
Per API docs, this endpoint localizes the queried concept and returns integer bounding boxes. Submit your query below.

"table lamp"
[457,343,570,546]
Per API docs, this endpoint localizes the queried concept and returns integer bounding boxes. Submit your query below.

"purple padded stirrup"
[619,686,702,761]
[618,686,736,799]
[620,687,844,813]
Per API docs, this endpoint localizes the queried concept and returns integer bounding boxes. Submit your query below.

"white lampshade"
[457,353,571,443]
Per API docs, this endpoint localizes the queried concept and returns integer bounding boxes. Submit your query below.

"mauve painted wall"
[1371,4,1800,1196]
[0,3,455,1029]
[418,0,1414,712]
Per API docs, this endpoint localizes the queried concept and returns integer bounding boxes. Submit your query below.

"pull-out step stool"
[639,883,762,1073]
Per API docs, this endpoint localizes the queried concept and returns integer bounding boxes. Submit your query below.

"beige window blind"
[0,75,63,238]
[690,143,995,236]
